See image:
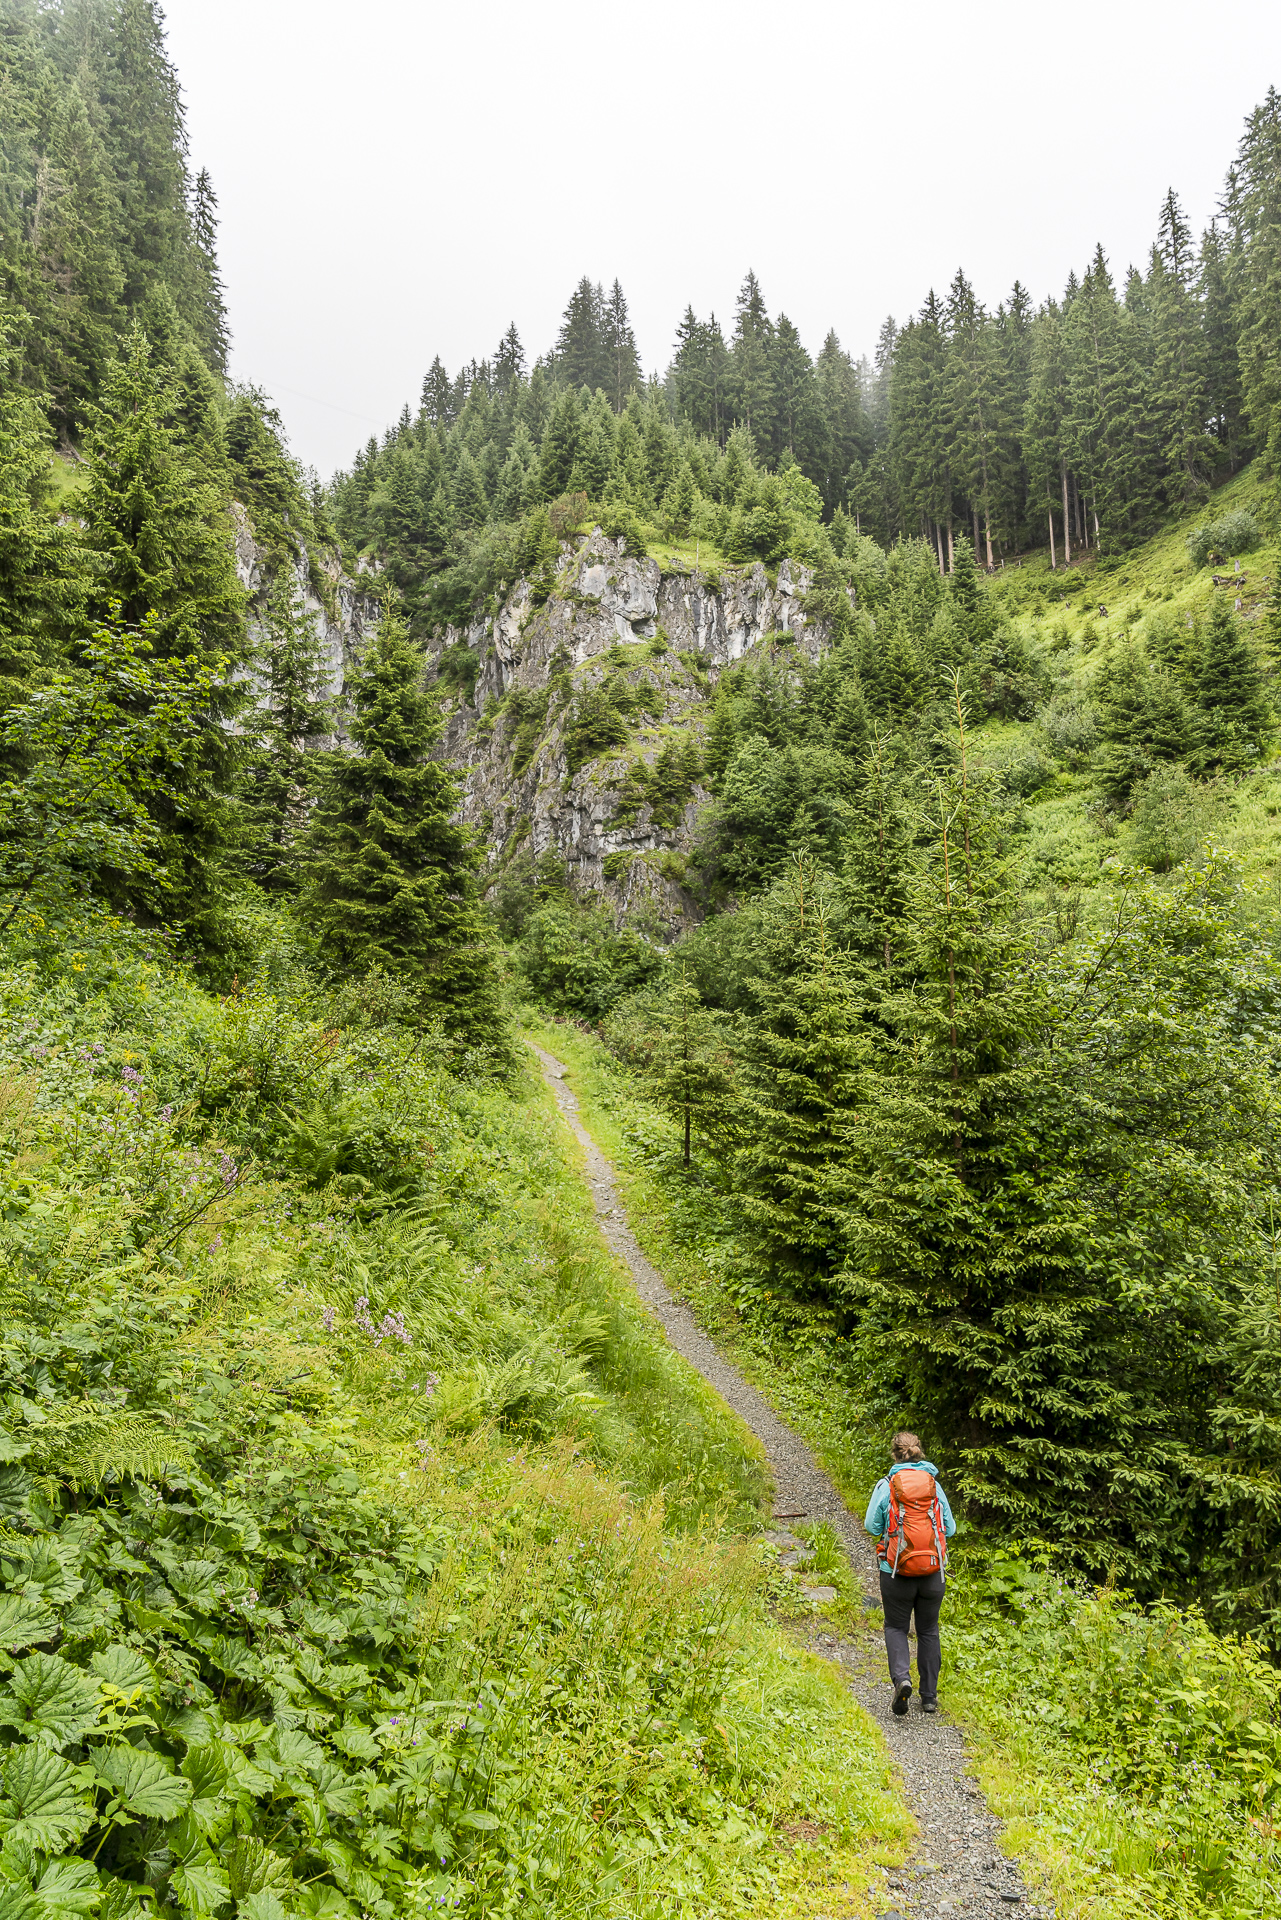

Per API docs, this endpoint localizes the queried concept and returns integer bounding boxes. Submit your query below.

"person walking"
[864,1431,956,1717]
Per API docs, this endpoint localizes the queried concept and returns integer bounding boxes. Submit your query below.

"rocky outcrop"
[427,528,849,933]
[231,502,378,725]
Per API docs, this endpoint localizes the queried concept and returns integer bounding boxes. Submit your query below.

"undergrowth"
[0,911,907,1920]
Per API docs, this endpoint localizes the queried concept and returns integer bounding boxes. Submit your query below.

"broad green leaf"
[90,1646,155,1696]
[224,1838,291,1903]
[0,1464,32,1518]
[457,1808,500,1831]
[268,1730,324,1774]
[0,1595,57,1652]
[97,1888,145,1920]
[166,1563,224,1610]
[0,1654,99,1749]
[238,1896,286,1920]
[0,1885,39,1920]
[311,1764,363,1816]
[328,1724,379,1762]
[294,1889,349,1920]
[170,1861,229,1917]
[9,1542,83,1608]
[94,1745,192,1820]
[180,1745,232,1838]
[33,1857,99,1916]
[0,1836,36,1883]
[0,1746,95,1851]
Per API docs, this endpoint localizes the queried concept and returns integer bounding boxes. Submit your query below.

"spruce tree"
[569,391,616,499]
[82,323,244,667]
[660,461,697,536]
[537,387,581,500]
[771,314,822,470]
[813,330,873,517]
[608,966,735,1168]
[1190,594,1271,774]
[1023,306,1071,564]
[239,577,332,892]
[888,296,950,562]
[1199,220,1246,471]
[1148,190,1215,505]
[189,167,229,373]
[729,271,776,445]
[80,322,245,947]
[841,730,913,982]
[305,595,499,1044]
[554,278,608,393]
[736,860,867,1299]
[101,0,191,310]
[1231,86,1281,469]
[1095,638,1196,801]
[0,367,83,698]
[945,271,1009,567]
[602,279,640,411]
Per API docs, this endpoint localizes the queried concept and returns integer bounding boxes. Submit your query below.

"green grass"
[45,450,89,505]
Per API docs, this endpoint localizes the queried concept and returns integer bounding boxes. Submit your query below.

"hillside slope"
[425,463,1280,944]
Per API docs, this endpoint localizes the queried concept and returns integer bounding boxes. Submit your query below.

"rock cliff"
[426,527,849,933]
[231,502,379,703]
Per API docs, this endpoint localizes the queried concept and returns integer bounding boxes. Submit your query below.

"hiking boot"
[921,1700,938,1714]
[892,1681,912,1717]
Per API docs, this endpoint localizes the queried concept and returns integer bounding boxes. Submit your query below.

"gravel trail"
[533,1044,1054,1920]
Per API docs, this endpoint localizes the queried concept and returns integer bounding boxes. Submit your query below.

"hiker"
[864,1431,955,1717]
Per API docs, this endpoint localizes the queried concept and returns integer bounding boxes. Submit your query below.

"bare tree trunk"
[984,506,994,570]
[1048,506,1057,569]
[1061,464,1072,564]
[946,517,954,573]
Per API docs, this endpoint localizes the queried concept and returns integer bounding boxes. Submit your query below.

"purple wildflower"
[374,1310,410,1347]
[321,1305,335,1333]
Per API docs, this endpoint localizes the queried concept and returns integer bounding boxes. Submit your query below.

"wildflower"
[322,1305,336,1332]
[354,1296,376,1335]
[218,1151,237,1188]
[375,1310,411,1347]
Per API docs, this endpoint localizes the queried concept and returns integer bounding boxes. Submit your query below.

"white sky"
[161,0,1281,481]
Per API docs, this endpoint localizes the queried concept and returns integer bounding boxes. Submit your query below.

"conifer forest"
[4,2,1281,1915]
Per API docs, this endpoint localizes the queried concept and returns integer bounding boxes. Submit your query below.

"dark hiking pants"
[879,1568,945,1703]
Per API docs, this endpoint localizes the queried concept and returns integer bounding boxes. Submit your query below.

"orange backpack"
[880,1467,947,1576]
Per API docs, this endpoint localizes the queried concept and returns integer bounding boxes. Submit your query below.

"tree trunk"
[1048,507,1057,569]
[946,518,954,573]
[684,1104,691,1170]
[984,508,994,570]
[1061,464,1072,564]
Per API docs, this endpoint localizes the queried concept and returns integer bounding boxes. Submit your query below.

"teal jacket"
[864,1461,956,1575]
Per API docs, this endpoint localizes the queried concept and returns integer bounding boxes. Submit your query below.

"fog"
[161,0,1281,478]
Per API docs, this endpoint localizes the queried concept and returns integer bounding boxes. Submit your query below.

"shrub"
[1187,509,1260,569]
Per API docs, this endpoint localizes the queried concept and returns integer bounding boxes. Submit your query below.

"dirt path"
[533,1045,1054,1920]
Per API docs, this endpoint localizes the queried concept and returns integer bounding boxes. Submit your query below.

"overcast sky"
[162,0,1281,482]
